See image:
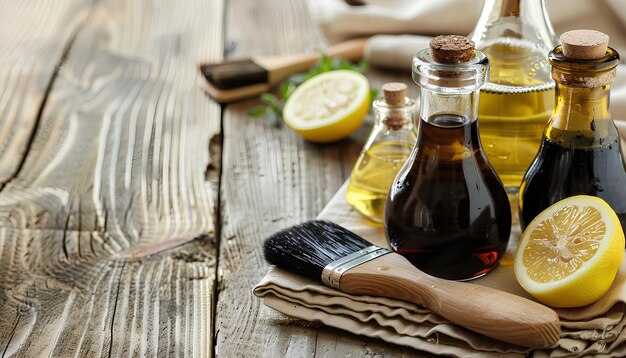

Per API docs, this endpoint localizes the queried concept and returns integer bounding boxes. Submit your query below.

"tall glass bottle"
[470,0,558,195]
[346,83,417,223]
[519,31,626,231]
[384,36,511,281]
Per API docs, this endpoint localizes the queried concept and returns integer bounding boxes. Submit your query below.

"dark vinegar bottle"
[384,36,511,281]
[519,30,626,232]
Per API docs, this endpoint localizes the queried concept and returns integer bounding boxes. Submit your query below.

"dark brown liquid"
[384,114,511,281]
[519,135,626,231]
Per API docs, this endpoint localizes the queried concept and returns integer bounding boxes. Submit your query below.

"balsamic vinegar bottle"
[519,30,626,232]
[384,36,511,281]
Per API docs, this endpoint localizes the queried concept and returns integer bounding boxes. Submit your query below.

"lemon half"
[514,196,625,308]
[283,70,370,143]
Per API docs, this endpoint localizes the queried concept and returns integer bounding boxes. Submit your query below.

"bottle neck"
[471,0,556,89]
[471,0,556,49]
[417,88,480,159]
[546,45,620,145]
[373,98,415,131]
[548,83,612,141]
[419,88,479,123]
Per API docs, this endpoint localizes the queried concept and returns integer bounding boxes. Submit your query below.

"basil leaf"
[260,93,283,116]
[267,110,280,128]
[247,105,268,117]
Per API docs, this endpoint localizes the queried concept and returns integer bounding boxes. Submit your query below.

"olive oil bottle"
[470,0,558,195]
[385,36,511,281]
[519,30,626,232]
[346,83,416,223]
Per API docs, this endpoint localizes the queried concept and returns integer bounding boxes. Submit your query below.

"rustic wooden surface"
[0,0,221,356]
[215,1,423,357]
[0,0,427,357]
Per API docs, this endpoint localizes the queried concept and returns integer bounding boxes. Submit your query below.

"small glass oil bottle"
[470,0,558,195]
[519,30,626,231]
[346,83,417,223]
[384,36,511,281]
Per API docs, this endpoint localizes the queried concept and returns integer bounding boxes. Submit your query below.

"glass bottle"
[384,36,511,281]
[346,83,417,223]
[519,31,626,231]
[470,0,558,195]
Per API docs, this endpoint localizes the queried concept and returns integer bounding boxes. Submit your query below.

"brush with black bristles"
[199,38,367,103]
[264,220,561,348]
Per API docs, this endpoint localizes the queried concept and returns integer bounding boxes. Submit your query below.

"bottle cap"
[429,35,475,64]
[382,82,407,106]
[560,30,609,60]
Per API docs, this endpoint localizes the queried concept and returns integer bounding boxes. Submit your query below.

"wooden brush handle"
[256,38,367,85]
[326,38,368,59]
[339,253,560,348]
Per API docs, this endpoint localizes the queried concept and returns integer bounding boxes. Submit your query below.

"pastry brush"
[200,38,367,103]
[263,220,561,348]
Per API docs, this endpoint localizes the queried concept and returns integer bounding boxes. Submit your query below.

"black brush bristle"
[263,220,372,280]
[200,60,268,89]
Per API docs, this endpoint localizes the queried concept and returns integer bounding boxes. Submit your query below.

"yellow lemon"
[283,70,370,143]
[514,196,624,308]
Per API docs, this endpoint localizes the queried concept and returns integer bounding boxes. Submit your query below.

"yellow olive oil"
[479,88,553,190]
[478,41,554,194]
[346,141,413,223]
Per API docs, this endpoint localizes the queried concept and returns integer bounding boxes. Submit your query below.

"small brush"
[200,38,367,103]
[263,220,561,348]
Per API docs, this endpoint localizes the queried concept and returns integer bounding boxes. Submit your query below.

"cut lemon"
[514,196,624,308]
[283,70,370,143]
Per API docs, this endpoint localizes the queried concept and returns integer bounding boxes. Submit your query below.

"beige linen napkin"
[254,180,626,357]
[307,0,626,56]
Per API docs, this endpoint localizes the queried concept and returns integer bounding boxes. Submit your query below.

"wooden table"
[0,0,422,356]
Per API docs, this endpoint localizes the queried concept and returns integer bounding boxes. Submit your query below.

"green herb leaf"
[369,88,378,104]
[330,58,343,68]
[267,110,280,128]
[318,54,332,72]
[279,82,297,100]
[260,93,283,116]
[247,105,268,117]
[353,58,370,73]
[287,73,307,86]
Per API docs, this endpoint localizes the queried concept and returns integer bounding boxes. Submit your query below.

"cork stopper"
[560,30,609,60]
[382,82,407,106]
[429,35,475,64]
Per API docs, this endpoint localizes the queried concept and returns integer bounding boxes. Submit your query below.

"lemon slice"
[283,70,370,143]
[514,196,625,308]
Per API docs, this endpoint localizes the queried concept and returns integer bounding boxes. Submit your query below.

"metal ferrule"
[321,245,390,289]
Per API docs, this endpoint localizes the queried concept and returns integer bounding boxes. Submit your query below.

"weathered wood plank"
[217,0,424,356]
[216,7,351,357]
[0,230,216,356]
[224,0,326,59]
[0,0,92,186]
[0,0,221,255]
[0,0,222,355]
[216,100,362,357]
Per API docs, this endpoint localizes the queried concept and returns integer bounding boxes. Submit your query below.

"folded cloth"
[306,0,482,44]
[254,180,626,357]
[307,0,626,56]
